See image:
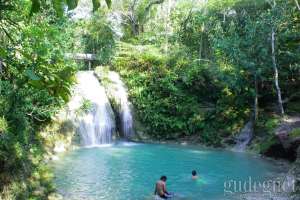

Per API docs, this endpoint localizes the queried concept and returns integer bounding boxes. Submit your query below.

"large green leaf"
[92,0,101,11]
[66,0,79,10]
[28,80,43,89]
[25,69,41,81]
[53,0,65,17]
[30,0,111,15]
[30,0,40,15]
[105,0,112,8]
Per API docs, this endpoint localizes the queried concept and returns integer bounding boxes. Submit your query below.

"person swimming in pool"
[154,176,171,199]
[192,170,199,180]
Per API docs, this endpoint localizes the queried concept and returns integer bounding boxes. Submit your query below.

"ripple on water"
[52,143,284,200]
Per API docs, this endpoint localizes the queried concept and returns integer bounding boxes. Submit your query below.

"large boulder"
[263,116,300,161]
[39,107,79,161]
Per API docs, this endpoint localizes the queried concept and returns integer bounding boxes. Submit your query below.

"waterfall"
[107,71,135,138]
[72,71,115,146]
[233,121,253,152]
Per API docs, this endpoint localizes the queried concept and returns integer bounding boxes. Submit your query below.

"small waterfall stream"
[107,71,134,138]
[233,121,254,152]
[67,70,134,146]
[75,71,115,146]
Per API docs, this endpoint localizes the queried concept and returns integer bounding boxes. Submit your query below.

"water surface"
[52,143,282,200]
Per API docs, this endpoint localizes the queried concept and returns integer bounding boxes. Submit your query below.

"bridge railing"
[65,53,99,70]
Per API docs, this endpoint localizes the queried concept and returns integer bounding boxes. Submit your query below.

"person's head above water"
[160,176,167,182]
[192,170,197,176]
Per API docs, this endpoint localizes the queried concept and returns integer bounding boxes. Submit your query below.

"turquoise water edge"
[52,143,283,200]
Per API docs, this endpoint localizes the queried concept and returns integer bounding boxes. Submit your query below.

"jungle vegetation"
[0,0,299,199]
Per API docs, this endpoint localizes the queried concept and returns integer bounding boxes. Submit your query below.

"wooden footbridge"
[65,53,99,70]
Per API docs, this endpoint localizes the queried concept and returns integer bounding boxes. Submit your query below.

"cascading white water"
[233,121,253,152]
[107,71,134,138]
[73,71,115,146]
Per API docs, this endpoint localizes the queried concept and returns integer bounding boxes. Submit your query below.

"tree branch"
[295,0,300,12]
[143,0,165,20]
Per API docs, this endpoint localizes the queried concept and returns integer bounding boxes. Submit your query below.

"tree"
[295,0,300,12]
[121,0,165,36]
[268,0,285,115]
[271,27,284,115]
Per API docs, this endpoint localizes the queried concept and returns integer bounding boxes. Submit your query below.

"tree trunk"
[295,0,300,12]
[132,22,139,36]
[0,59,3,74]
[164,0,171,53]
[271,28,285,115]
[199,31,203,60]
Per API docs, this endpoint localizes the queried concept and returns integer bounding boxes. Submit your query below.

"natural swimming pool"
[52,142,283,200]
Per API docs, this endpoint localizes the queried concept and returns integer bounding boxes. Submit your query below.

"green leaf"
[25,69,41,81]
[66,0,79,10]
[105,0,112,8]
[92,0,101,11]
[28,80,43,88]
[53,0,65,17]
[30,0,41,15]
[0,48,7,58]
[30,0,112,16]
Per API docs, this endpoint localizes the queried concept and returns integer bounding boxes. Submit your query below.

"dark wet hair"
[192,170,197,176]
[160,176,167,181]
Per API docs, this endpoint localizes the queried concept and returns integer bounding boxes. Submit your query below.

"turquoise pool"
[52,142,283,200]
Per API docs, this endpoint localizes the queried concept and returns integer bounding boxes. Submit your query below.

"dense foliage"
[113,0,300,145]
[0,1,76,199]
[1,0,300,199]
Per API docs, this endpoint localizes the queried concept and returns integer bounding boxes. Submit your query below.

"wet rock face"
[263,117,300,162]
[263,142,297,162]
[94,67,135,140]
[233,121,254,151]
[276,118,300,149]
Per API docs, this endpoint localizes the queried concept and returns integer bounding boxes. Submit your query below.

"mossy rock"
[259,136,279,154]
